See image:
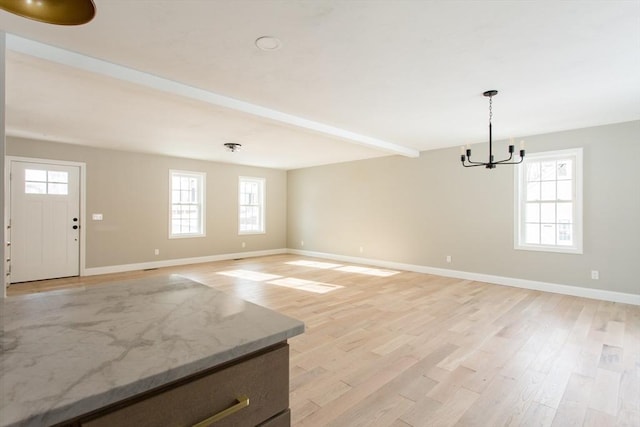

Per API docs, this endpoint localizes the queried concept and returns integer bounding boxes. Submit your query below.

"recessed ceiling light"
[255,36,281,51]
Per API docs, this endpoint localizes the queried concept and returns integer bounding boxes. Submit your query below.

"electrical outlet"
[241,242,246,248]
[446,255,452,263]
[154,249,159,256]
[591,270,599,280]
[359,246,364,253]
[301,240,304,247]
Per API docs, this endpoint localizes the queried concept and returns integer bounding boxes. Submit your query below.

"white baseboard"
[287,249,640,306]
[83,248,288,276]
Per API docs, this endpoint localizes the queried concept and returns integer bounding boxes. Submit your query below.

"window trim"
[238,176,266,235]
[169,169,206,239]
[514,148,583,254]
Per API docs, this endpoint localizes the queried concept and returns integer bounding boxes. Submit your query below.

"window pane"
[541,224,556,245]
[525,224,540,244]
[557,202,573,223]
[25,169,47,181]
[26,182,47,194]
[48,183,68,195]
[48,171,68,183]
[541,161,556,180]
[541,181,556,200]
[557,180,572,201]
[525,203,540,223]
[557,224,573,246]
[557,159,572,180]
[526,182,540,201]
[540,203,556,223]
[527,163,540,182]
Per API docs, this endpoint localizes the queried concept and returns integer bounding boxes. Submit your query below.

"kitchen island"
[0,275,304,427]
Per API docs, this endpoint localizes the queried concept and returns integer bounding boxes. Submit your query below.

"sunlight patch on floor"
[217,270,282,281]
[267,277,344,294]
[335,265,400,277]
[285,260,343,269]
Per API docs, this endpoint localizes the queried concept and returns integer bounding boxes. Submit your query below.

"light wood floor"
[8,254,640,426]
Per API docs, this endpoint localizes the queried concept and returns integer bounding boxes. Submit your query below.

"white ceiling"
[1,0,639,170]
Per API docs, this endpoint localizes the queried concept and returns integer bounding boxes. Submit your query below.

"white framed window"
[239,176,265,234]
[169,170,205,238]
[515,148,583,254]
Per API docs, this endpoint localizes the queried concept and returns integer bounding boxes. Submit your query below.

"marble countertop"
[0,275,304,427]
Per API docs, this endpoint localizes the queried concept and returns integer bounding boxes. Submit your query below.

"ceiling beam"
[6,34,419,158]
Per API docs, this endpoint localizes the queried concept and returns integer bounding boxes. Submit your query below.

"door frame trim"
[5,156,87,285]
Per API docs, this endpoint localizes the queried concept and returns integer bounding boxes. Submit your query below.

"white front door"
[10,161,80,283]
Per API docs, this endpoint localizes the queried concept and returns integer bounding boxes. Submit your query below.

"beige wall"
[7,137,287,269]
[287,121,640,295]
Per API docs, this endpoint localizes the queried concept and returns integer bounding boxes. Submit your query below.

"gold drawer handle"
[192,395,250,427]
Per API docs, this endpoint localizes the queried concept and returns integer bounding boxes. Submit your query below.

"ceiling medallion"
[224,143,242,152]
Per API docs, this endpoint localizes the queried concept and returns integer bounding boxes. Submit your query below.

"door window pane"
[25,169,68,195]
[25,182,47,194]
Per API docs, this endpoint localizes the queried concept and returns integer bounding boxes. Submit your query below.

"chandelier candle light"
[460,90,525,169]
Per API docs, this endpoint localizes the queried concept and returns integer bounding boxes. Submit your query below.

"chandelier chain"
[489,95,493,124]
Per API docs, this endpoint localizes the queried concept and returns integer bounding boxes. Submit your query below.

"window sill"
[169,233,206,239]
[514,244,582,255]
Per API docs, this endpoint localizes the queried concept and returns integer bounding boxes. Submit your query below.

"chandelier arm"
[461,154,488,166]
[493,153,515,164]
[493,157,525,165]
[461,162,487,168]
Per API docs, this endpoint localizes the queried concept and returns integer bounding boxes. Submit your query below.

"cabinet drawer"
[82,344,289,427]
[258,409,290,427]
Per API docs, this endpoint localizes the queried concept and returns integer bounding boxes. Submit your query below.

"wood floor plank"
[8,254,639,426]
[551,373,593,426]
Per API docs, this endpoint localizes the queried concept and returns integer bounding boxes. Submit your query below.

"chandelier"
[0,0,96,26]
[461,90,525,169]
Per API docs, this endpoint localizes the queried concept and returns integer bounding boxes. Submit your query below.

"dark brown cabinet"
[73,343,290,427]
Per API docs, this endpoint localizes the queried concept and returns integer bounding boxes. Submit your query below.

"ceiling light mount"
[0,0,96,26]
[460,90,526,169]
[224,143,242,152]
